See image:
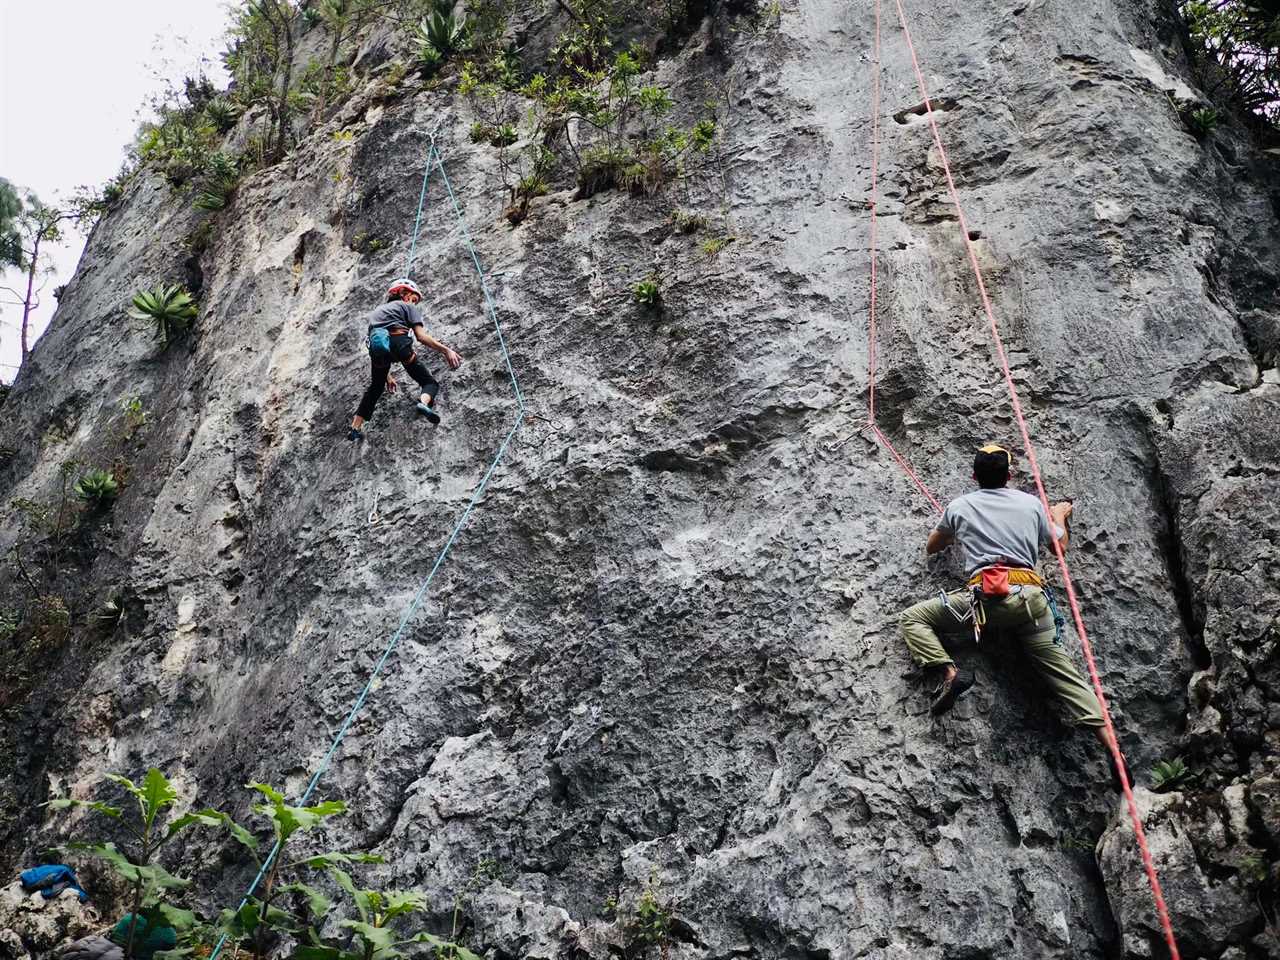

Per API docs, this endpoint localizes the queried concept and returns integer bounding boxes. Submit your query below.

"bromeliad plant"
[74,468,120,510]
[414,1,466,74]
[127,284,199,347]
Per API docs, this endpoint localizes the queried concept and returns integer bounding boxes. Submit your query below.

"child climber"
[349,278,463,441]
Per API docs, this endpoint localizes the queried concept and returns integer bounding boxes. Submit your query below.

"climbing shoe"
[348,427,364,442]
[415,402,440,425]
[929,668,975,716]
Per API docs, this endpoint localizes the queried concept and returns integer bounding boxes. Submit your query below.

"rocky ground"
[2,0,1278,958]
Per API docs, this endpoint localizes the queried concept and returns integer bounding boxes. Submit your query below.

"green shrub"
[204,97,241,133]
[52,771,480,960]
[1150,757,1191,792]
[701,235,732,257]
[632,276,661,307]
[1186,105,1220,138]
[127,283,199,346]
[608,878,672,955]
[415,2,466,72]
[670,208,706,234]
[74,468,120,509]
[1240,854,1270,887]
[193,151,241,211]
[576,144,634,198]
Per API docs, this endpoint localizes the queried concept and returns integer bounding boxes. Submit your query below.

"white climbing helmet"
[386,278,423,301]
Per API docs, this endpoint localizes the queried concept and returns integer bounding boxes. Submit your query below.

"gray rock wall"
[2,1,1278,957]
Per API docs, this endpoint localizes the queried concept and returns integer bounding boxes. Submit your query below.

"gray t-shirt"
[366,300,425,334]
[935,487,1064,576]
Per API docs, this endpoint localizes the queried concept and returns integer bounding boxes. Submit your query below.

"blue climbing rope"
[208,133,524,960]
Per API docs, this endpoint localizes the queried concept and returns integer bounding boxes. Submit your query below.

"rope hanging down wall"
[208,132,525,960]
[863,0,1183,955]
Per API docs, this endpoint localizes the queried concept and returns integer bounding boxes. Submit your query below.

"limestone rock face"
[2,0,1279,958]
[0,884,101,960]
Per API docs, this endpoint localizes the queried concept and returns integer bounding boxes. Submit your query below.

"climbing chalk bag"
[979,564,1012,598]
[368,327,392,361]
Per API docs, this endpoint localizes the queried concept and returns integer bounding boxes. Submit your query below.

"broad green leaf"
[263,904,300,932]
[139,862,190,891]
[105,773,142,798]
[279,882,331,920]
[381,891,427,922]
[151,949,195,960]
[295,852,384,869]
[139,768,179,829]
[407,933,481,960]
[249,784,345,841]
[76,843,147,885]
[168,808,259,853]
[164,810,223,840]
[303,800,346,818]
[247,782,286,805]
[46,798,124,818]
[153,903,197,931]
[326,869,365,923]
[340,921,396,954]
[232,901,261,936]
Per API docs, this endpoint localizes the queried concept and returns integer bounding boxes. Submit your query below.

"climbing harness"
[209,124,523,960]
[862,0,1183,955]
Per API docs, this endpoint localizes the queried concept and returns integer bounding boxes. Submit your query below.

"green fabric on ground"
[109,915,177,960]
[899,586,1104,727]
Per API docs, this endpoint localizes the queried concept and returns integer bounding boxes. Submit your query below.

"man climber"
[899,444,1125,780]
[349,278,463,441]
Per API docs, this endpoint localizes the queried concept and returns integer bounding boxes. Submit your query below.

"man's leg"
[1021,623,1133,788]
[353,356,391,430]
[900,593,962,668]
[1018,615,1105,730]
[901,591,976,714]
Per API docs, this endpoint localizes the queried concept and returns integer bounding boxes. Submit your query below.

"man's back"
[937,487,1055,575]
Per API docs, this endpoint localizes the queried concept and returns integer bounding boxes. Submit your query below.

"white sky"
[0,0,232,382]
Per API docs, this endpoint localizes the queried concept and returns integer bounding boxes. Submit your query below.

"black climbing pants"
[356,333,439,420]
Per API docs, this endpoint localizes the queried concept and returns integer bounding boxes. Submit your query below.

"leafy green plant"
[1057,832,1094,854]
[670,208,706,234]
[1180,0,1279,127]
[609,878,672,957]
[48,769,217,958]
[127,284,198,347]
[193,151,241,211]
[460,19,721,219]
[632,275,661,307]
[0,610,17,645]
[204,97,242,134]
[576,144,635,198]
[700,235,732,257]
[208,783,479,960]
[1185,105,1220,137]
[1150,757,1191,792]
[121,396,150,439]
[74,468,120,509]
[1240,853,1270,887]
[414,2,466,73]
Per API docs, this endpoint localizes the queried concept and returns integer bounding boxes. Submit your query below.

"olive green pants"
[900,586,1104,728]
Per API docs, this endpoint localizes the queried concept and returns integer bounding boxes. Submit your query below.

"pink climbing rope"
[872,0,1184,955]
[865,0,946,516]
